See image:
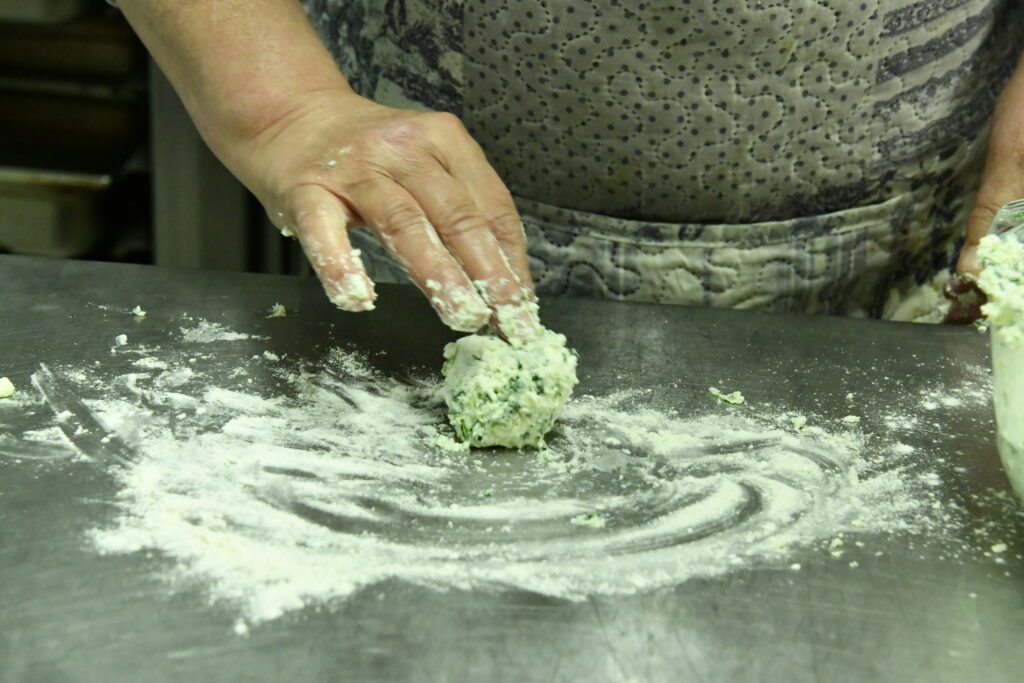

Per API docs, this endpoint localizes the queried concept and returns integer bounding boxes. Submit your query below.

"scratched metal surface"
[0,254,1022,683]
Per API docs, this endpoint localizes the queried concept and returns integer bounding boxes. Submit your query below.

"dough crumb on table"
[570,513,607,529]
[442,328,578,448]
[708,387,745,405]
[0,376,14,398]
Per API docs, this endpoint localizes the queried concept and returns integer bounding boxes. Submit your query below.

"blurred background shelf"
[0,1,303,276]
[0,3,151,264]
[0,0,99,24]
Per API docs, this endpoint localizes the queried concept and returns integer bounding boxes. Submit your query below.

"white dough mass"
[442,329,578,448]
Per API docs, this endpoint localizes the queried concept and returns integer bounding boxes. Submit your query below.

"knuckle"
[428,111,466,134]
[436,203,489,239]
[378,204,426,238]
[967,204,999,235]
[336,176,379,208]
[361,131,435,176]
[489,211,525,240]
[293,202,335,225]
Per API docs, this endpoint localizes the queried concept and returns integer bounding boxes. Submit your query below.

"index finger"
[447,146,535,294]
[341,176,494,333]
[395,165,541,344]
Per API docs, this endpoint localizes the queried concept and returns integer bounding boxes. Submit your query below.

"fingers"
[394,163,540,344]
[444,137,535,294]
[288,184,377,312]
[274,107,538,339]
[341,176,493,333]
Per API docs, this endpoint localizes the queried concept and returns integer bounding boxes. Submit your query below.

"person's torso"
[307,0,1022,224]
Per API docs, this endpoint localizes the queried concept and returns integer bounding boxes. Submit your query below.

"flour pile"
[0,318,1006,624]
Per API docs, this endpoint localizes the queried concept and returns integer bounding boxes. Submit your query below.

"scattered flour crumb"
[180,321,252,343]
[790,415,807,433]
[133,358,168,371]
[991,543,1008,554]
[233,619,250,637]
[709,387,745,405]
[0,377,15,398]
[842,415,861,425]
[267,303,287,319]
[432,432,470,453]
[132,306,146,318]
[114,334,128,347]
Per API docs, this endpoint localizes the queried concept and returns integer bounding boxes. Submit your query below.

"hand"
[237,89,538,341]
[957,55,1024,277]
[945,55,1024,324]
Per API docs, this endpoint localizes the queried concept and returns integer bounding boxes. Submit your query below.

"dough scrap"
[442,328,578,448]
[0,376,14,398]
[708,387,744,404]
[978,232,1024,346]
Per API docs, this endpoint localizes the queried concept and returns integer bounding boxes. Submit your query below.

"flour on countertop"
[1,317,1015,627]
[179,321,260,343]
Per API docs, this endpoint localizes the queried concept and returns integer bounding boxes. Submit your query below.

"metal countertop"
[0,254,1022,682]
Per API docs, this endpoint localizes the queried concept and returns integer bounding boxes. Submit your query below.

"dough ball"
[442,329,578,448]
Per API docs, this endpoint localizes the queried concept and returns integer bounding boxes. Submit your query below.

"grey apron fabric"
[305,0,1024,317]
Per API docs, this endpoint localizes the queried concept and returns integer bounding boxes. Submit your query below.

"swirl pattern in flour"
[6,347,914,622]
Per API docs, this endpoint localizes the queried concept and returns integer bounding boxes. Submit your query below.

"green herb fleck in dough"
[441,329,579,448]
[570,513,606,529]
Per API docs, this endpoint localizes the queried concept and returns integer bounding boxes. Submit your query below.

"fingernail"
[327,273,377,312]
[495,296,541,347]
[958,245,980,275]
[426,280,491,332]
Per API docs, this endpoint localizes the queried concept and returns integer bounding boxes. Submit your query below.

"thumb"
[960,194,1002,276]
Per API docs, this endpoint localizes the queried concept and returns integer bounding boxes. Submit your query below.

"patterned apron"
[304,0,1024,317]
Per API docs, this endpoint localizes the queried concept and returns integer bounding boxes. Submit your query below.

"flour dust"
[0,317,1015,625]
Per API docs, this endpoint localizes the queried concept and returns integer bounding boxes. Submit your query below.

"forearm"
[118,0,352,171]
